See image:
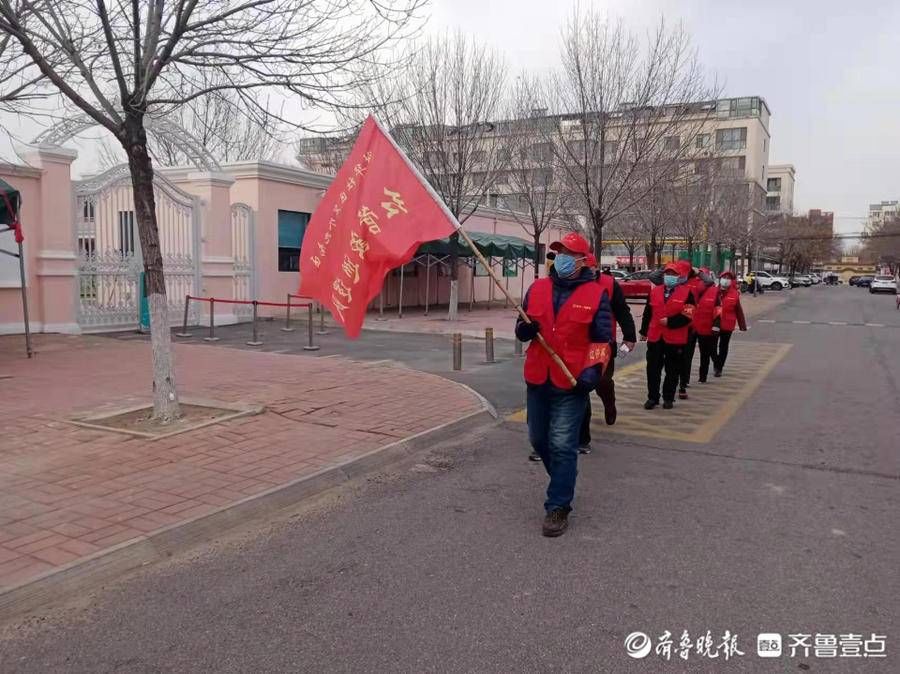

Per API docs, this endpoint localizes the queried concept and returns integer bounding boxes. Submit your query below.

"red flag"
[299,116,458,337]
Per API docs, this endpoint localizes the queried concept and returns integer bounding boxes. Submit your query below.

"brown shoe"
[542,508,570,537]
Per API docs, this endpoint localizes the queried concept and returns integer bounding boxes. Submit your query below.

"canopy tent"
[0,177,33,357]
[375,231,539,318]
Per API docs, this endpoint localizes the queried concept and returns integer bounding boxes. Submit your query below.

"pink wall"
[0,164,43,331]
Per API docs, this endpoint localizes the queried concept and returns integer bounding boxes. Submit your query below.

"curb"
[0,405,496,620]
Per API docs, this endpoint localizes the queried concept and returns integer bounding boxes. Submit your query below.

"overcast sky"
[431,0,900,233]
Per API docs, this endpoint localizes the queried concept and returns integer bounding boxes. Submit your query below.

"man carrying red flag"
[299,116,458,337]
[515,233,613,537]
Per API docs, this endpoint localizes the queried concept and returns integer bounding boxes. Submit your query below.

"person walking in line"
[693,270,722,383]
[577,256,637,454]
[528,249,558,463]
[677,265,707,400]
[713,270,747,376]
[639,260,696,410]
[516,233,613,537]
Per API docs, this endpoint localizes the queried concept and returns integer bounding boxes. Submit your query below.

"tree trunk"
[124,114,180,421]
[533,231,542,280]
[448,231,459,321]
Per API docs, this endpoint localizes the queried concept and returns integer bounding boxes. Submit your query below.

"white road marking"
[758,319,775,323]
[865,323,885,327]
[792,320,811,324]
[828,321,848,326]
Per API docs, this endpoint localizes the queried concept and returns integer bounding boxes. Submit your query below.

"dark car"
[619,269,655,300]
[856,275,875,288]
[848,275,861,286]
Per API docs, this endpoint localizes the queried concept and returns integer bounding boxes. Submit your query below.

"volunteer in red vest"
[676,265,706,400]
[578,257,637,454]
[516,233,613,537]
[713,270,747,376]
[639,260,696,409]
[692,270,722,383]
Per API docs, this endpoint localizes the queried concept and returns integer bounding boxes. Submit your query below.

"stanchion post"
[203,298,220,342]
[282,293,295,332]
[303,303,320,351]
[484,327,495,363]
[246,301,263,346]
[317,302,329,335]
[176,295,192,337]
[452,333,462,371]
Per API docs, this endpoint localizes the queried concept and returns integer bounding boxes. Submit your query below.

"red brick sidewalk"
[0,336,483,594]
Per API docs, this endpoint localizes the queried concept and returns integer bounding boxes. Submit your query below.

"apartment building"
[867,200,898,227]
[766,164,796,215]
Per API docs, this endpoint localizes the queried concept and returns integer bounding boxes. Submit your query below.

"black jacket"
[639,283,697,337]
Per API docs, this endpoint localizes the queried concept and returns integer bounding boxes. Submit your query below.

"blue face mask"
[663,274,678,288]
[554,253,579,278]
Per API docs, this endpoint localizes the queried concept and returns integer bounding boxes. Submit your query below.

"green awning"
[415,231,535,259]
[0,177,21,225]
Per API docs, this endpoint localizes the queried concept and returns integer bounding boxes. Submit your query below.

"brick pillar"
[26,145,80,333]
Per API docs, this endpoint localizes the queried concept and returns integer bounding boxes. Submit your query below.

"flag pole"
[370,116,577,387]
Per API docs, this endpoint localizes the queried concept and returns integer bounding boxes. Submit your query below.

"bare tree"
[547,10,717,254]
[605,202,645,269]
[0,0,424,420]
[0,5,43,112]
[861,215,900,268]
[501,74,570,278]
[637,169,674,267]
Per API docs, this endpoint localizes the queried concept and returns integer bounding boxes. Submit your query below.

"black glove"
[575,368,599,393]
[516,319,541,342]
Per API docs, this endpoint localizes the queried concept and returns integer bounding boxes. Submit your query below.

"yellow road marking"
[506,341,792,444]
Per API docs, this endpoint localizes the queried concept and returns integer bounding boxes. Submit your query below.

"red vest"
[646,283,692,345]
[596,274,617,341]
[692,284,720,336]
[720,286,741,332]
[524,278,603,390]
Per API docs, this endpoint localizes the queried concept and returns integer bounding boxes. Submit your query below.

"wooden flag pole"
[370,116,576,387]
[455,227,577,387]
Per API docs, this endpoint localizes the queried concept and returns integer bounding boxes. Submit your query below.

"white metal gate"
[230,202,256,319]
[74,164,201,330]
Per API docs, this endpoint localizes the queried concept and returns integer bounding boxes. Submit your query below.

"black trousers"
[714,330,733,371]
[646,340,684,403]
[578,358,616,446]
[678,331,698,390]
[698,333,719,380]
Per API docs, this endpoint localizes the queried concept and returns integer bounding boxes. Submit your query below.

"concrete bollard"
[303,303,320,351]
[484,327,495,363]
[246,301,263,346]
[452,333,462,371]
[203,298,220,342]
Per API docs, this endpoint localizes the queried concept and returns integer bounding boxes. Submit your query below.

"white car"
[869,275,897,294]
[608,269,628,280]
[750,271,791,291]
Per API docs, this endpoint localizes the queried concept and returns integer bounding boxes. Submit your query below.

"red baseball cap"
[549,232,592,256]
[663,261,680,273]
[720,270,736,280]
[676,260,693,277]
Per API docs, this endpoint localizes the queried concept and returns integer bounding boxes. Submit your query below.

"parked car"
[619,269,655,300]
[856,275,875,288]
[607,269,628,280]
[869,275,896,294]
[748,270,791,291]
[809,273,823,284]
[848,275,861,286]
[790,274,813,287]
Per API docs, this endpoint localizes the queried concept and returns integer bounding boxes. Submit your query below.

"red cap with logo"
[550,232,592,256]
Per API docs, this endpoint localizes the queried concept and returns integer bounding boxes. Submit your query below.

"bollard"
[514,337,523,357]
[317,303,329,335]
[176,295,192,337]
[203,298,220,342]
[246,301,263,346]
[452,333,462,371]
[303,303,320,351]
[484,327,495,363]
[282,293,295,332]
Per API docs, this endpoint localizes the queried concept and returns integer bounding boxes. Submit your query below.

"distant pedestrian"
[516,233,613,537]
[677,265,707,399]
[692,271,722,383]
[639,260,696,410]
[713,271,747,376]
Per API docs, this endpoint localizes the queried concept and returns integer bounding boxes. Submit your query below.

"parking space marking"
[506,341,792,445]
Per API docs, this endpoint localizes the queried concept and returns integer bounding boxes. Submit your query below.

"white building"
[766,164,796,215]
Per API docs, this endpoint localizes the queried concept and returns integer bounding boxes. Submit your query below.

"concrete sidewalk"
[361,290,791,340]
[0,335,487,609]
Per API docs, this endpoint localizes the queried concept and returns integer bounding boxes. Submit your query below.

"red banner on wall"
[299,116,458,337]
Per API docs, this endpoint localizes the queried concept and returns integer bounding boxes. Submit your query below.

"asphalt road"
[2,285,898,673]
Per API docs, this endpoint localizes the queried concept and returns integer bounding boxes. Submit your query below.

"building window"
[767,177,781,191]
[118,211,135,255]
[766,196,780,211]
[278,209,311,272]
[715,127,747,151]
[719,156,746,174]
[664,136,680,152]
[696,133,711,149]
[530,143,553,162]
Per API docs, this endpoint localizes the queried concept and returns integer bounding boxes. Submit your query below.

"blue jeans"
[526,384,588,513]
